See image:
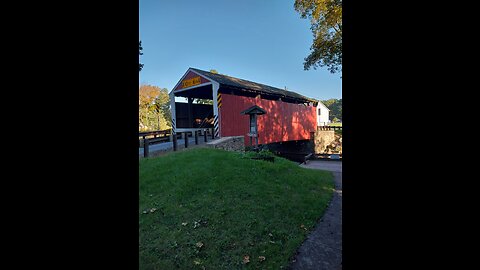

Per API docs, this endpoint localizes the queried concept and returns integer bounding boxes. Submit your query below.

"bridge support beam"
[212,82,220,138]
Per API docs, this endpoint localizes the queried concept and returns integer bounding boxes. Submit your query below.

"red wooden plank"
[220,94,316,145]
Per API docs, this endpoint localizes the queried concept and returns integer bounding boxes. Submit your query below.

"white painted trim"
[212,82,220,138]
[317,100,330,111]
[170,69,191,94]
[189,69,217,84]
[169,91,176,133]
[173,82,212,94]
[171,68,220,93]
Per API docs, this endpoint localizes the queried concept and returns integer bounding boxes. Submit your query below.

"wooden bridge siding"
[220,94,317,146]
[219,93,250,144]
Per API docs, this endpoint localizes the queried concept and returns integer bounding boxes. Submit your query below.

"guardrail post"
[184,132,188,148]
[195,130,199,145]
[144,138,149,157]
[173,134,177,151]
[204,129,208,142]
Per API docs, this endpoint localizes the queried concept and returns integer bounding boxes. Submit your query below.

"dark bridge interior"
[175,102,214,128]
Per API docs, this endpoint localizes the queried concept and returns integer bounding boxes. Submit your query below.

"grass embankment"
[139,148,334,269]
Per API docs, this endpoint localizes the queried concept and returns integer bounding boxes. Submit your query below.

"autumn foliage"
[139,84,171,131]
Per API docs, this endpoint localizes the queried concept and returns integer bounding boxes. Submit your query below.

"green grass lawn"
[139,148,334,269]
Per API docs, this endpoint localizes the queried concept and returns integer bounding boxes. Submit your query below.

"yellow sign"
[182,76,201,88]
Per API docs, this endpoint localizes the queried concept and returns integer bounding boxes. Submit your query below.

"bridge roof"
[173,68,318,105]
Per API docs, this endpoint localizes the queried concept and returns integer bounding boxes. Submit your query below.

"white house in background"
[317,101,331,126]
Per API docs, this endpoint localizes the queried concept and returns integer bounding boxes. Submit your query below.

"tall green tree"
[139,41,144,72]
[153,88,171,128]
[294,0,342,73]
[322,98,342,121]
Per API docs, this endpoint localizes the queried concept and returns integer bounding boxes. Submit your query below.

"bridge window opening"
[174,84,215,129]
[250,115,257,133]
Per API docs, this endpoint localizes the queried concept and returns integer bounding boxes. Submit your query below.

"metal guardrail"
[141,128,216,158]
[139,129,173,148]
[139,129,172,139]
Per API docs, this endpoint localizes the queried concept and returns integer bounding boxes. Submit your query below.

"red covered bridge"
[169,68,319,146]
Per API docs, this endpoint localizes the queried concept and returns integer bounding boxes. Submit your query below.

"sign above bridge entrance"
[173,70,212,91]
[181,76,201,88]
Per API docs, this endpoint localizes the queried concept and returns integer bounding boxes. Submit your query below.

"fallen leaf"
[149,208,157,213]
[196,242,204,248]
[193,221,200,229]
[182,222,188,226]
[243,255,250,264]
[268,233,273,237]
[142,210,148,214]
[269,240,275,244]
[193,259,201,265]
[258,256,266,262]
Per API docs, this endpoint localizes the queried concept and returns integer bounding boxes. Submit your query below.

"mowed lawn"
[139,148,334,269]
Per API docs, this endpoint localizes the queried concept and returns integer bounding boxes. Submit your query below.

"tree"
[294,0,342,73]
[139,41,144,72]
[153,88,171,128]
[195,99,213,105]
[322,98,342,121]
[139,84,170,131]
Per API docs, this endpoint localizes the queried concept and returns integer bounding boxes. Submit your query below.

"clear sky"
[139,0,342,101]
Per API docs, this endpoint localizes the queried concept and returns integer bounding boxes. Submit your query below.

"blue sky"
[139,0,342,101]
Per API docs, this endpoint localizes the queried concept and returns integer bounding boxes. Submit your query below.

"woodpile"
[324,134,342,154]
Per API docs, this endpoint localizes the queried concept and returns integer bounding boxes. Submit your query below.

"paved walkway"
[139,137,219,158]
[289,160,342,270]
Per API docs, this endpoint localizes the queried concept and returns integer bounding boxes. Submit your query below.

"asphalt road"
[139,137,200,156]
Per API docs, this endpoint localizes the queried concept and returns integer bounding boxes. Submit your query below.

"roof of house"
[317,100,330,111]
[190,68,318,104]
